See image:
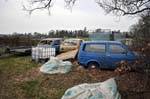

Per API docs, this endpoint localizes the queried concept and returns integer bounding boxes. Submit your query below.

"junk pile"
[115,47,150,74]
[40,57,72,74]
[62,78,121,99]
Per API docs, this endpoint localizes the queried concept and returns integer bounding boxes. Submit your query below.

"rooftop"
[41,38,62,41]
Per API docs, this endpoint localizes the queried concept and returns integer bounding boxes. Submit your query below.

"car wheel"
[88,62,100,69]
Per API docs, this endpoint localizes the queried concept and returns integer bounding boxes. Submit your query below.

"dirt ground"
[0,56,150,99]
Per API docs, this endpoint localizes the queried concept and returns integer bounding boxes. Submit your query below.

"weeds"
[0,55,150,99]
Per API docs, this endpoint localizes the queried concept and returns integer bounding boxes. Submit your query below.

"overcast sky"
[0,0,138,34]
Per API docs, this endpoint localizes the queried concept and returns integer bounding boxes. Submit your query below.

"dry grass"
[0,56,150,99]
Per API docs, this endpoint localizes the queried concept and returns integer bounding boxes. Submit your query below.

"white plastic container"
[32,47,56,62]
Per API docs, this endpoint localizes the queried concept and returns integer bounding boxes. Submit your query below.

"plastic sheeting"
[62,78,121,99]
[40,57,72,74]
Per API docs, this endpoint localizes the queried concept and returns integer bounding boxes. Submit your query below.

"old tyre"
[88,62,99,69]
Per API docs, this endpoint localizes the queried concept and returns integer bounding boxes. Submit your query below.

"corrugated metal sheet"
[89,32,124,41]
[114,33,124,41]
[89,32,110,41]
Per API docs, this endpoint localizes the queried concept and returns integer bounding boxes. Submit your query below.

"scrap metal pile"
[115,45,150,74]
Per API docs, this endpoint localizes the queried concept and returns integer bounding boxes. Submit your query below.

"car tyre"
[88,62,100,69]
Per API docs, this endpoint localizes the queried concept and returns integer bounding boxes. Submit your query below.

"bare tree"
[24,0,150,15]
[23,0,53,14]
[96,0,150,15]
[130,11,150,40]
[23,0,76,14]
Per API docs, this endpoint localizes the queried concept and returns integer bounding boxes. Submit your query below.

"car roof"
[83,40,122,44]
[64,38,83,41]
[41,38,62,41]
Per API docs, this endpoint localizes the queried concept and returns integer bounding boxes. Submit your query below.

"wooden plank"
[56,49,78,60]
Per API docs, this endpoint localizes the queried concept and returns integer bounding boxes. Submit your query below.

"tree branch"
[23,0,150,16]
[23,0,52,14]
[96,0,150,16]
[123,8,150,15]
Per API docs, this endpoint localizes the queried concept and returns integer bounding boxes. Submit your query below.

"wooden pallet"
[56,49,78,60]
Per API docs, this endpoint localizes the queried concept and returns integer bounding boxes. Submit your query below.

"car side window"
[39,41,46,45]
[109,44,126,54]
[47,40,52,45]
[54,40,60,45]
[39,40,52,45]
[84,44,105,53]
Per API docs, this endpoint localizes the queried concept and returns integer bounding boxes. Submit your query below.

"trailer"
[9,46,32,55]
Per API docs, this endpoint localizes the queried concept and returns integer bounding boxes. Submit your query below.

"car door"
[79,43,108,68]
[53,40,61,53]
[107,44,128,68]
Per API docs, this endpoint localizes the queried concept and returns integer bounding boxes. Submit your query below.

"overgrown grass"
[0,56,38,75]
[0,56,113,98]
[0,56,66,99]
[0,56,41,98]
[0,55,148,99]
[19,79,41,98]
[0,47,5,52]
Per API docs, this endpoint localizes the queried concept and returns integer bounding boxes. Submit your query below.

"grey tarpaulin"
[40,57,72,74]
[62,78,121,99]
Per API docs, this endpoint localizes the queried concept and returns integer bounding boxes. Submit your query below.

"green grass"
[0,56,38,75]
[0,56,66,99]
[19,80,40,98]
[0,47,5,52]
[0,56,150,99]
[0,55,113,99]
[0,56,42,98]
[0,56,95,99]
[0,55,146,99]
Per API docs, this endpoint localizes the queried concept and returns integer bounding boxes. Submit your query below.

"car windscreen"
[39,40,52,45]
[63,40,78,46]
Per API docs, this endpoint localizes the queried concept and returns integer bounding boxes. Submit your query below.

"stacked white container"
[32,47,56,62]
